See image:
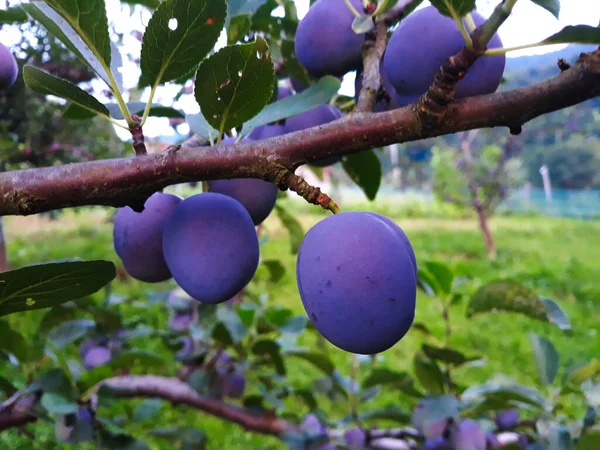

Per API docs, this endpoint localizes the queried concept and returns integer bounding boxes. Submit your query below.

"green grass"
[1,203,598,449]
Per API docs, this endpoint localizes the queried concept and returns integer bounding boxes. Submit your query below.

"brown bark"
[475,204,497,258]
[0,48,598,217]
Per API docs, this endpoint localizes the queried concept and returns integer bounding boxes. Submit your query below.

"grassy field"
[1,199,598,449]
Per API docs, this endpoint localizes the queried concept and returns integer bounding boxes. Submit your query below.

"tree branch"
[0,49,599,216]
[356,20,388,112]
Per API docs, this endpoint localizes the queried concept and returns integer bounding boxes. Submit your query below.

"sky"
[2,0,599,140]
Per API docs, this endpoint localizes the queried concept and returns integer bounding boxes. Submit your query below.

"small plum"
[344,427,366,447]
[162,193,260,304]
[486,432,501,449]
[113,192,182,282]
[221,373,246,399]
[452,419,487,450]
[495,408,520,430]
[169,312,193,332]
[383,6,505,99]
[424,436,451,450]
[0,43,18,90]
[301,414,327,435]
[83,346,112,370]
[295,0,365,78]
[207,137,279,225]
[284,104,343,167]
[296,212,417,354]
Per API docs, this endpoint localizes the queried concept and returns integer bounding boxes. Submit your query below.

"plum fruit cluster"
[0,43,18,90]
[294,2,506,109]
[296,212,417,354]
[79,334,123,370]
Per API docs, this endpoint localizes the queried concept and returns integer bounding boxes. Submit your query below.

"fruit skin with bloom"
[294,0,365,78]
[0,43,18,90]
[495,408,520,429]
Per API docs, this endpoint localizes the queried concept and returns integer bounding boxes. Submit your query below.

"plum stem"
[129,115,147,156]
[464,13,477,33]
[444,1,474,49]
[343,0,362,18]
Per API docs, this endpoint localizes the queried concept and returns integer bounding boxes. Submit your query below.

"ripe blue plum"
[295,0,365,78]
[424,436,451,450]
[284,104,343,167]
[83,346,112,370]
[366,212,417,277]
[486,432,501,449]
[452,419,487,450]
[383,6,506,99]
[296,212,417,354]
[495,408,520,429]
[221,373,246,399]
[0,43,18,90]
[176,337,194,357]
[113,192,182,283]
[169,312,193,332]
[247,123,287,140]
[301,414,327,435]
[344,427,366,447]
[208,138,279,225]
[162,193,260,304]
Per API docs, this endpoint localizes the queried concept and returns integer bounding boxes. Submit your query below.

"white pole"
[539,165,552,202]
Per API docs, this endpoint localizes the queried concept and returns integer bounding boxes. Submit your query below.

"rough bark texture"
[0,48,598,217]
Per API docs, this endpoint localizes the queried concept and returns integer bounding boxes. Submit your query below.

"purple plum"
[176,337,194,357]
[301,413,328,435]
[296,212,417,354]
[113,192,182,283]
[424,436,451,450]
[169,312,193,332]
[207,137,279,225]
[452,419,487,450]
[221,373,246,399]
[383,6,505,99]
[162,193,260,304]
[486,432,501,449]
[295,0,365,78]
[0,43,18,90]
[247,123,287,140]
[344,427,366,447]
[495,408,520,429]
[83,346,112,370]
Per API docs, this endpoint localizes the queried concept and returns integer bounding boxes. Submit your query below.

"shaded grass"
[1,205,598,449]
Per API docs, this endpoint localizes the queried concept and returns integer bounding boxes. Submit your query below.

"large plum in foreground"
[208,137,279,225]
[383,6,505,99]
[162,193,259,304]
[296,212,417,354]
[284,104,343,167]
[0,43,18,90]
[367,212,417,276]
[113,192,182,282]
[295,0,365,78]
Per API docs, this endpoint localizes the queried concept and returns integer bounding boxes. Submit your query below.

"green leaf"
[185,112,220,141]
[359,405,411,424]
[227,0,269,17]
[240,76,341,136]
[40,306,81,335]
[139,0,227,87]
[180,429,208,450]
[109,350,165,369]
[98,103,185,120]
[429,0,476,17]
[284,351,334,375]
[0,324,29,361]
[417,267,440,297]
[195,37,275,132]
[121,0,161,8]
[31,369,73,397]
[252,339,285,375]
[466,280,547,321]
[227,14,252,45]
[423,261,454,295]
[0,6,28,24]
[363,368,423,397]
[540,25,600,45]
[262,260,286,283]
[577,432,600,450]
[40,392,78,415]
[541,298,571,331]
[132,399,163,423]
[341,150,382,201]
[529,0,560,20]
[23,66,110,120]
[44,0,111,68]
[529,333,559,385]
[411,395,460,432]
[0,376,17,396]
[274,204,304,255]
[48,319,96,349]
[413,352,445,395]
[21,3,112,86]
[216,307,248,343]
[564,359,600,387]
[462,379,547,410]
[422,344,479,367]
[0,260,116,317]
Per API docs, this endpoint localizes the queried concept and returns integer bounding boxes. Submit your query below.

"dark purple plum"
[176,337,194,357]
[495,408,520,429]
[424,436,451,450]
[247,123,287,140]
[452,419,487,450]
[366,212,417,277]
[296,212,417,354]
[0,43,18,90]
[301,414,327,435]
[291,77,309,93]
[383,6,505,99]
[169,312,193,332]
[344,427,366,447]
[214,351,232,372]
[162,193,260,304]
[113,192,182,283]
[79,337,108,359]
[208,137,279,225]
[486,432,501,449]
[295,0,365,78]
[221,373,246,399]
[83,346,112,370]
[284,104,343,167]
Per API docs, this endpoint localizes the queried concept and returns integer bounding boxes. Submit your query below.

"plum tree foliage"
[0,0,598,448]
